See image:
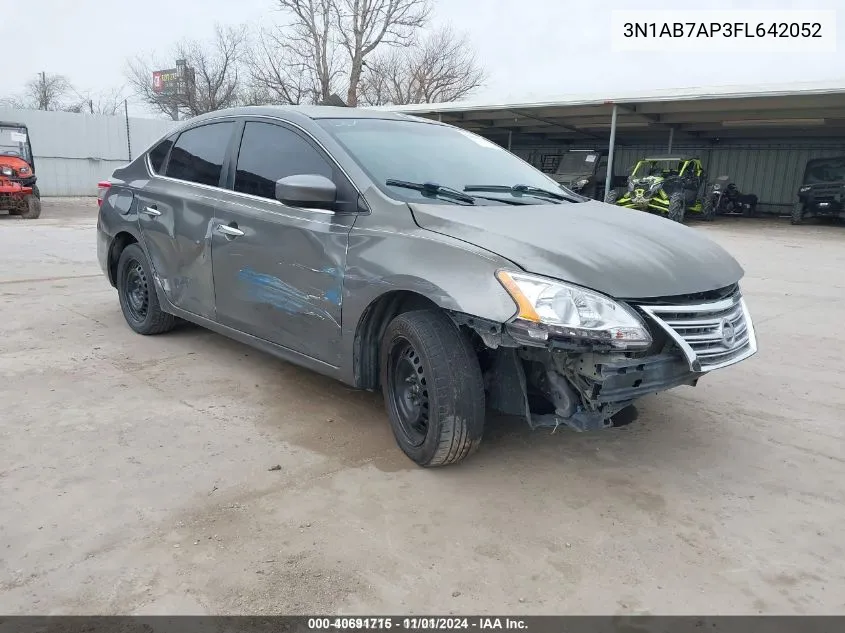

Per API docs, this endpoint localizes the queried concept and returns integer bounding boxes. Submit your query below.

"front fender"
[337,219,521,384]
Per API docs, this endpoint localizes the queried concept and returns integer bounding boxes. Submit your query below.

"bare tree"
[246,25,327,105]
[126,24,249,119]
[335,0,431,106]
[359,25,486,106]
[65,86,127,115]
[273,0,430,106]
[260,0,345,105]
[4,72,75,111]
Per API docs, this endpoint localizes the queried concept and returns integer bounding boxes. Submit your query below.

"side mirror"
[275,174,337,209]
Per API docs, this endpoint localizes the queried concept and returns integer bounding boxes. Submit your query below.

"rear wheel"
[18,195,41,219]
[791,203,804,225]
[380,309,485,467]
[668,192,685,223]
[116,243,177,335]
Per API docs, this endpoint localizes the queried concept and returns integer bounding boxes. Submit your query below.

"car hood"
[409,200,745,299]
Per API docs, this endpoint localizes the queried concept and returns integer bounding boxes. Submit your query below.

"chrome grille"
[638,292,758,372]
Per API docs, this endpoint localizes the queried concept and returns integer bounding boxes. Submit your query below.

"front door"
[211,120,358,366]
[137,121,237,320]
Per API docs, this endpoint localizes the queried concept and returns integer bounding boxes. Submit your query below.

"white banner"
[611,10,837,53]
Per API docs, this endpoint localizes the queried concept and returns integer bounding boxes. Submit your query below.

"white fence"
[0,107,177,196]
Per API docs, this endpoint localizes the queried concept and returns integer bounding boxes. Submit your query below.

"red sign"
[152,68,178,94]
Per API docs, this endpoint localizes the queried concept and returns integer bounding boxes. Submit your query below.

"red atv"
[0,121,41,219]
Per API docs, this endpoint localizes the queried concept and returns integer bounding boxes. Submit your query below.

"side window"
[165,122,235,187]
[148,135,175,174]
[234,122,333,200]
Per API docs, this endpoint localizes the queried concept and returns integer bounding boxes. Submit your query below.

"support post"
[124,99,132,161]
[507,130,513,151]
[668,127,674,154]
[604,104,618,201]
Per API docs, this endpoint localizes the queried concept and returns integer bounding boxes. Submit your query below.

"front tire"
[116,243,176,335]
[791,202,804,225]
[18,194,41,219]
[380,309,485,467]
[702,196,715,221]
[668,192,685,223]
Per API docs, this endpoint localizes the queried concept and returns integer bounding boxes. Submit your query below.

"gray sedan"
[97,106,757,467]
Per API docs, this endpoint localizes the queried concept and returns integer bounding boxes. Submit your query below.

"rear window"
[165,122,235,187]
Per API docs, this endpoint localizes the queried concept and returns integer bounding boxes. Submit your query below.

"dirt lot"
[1,199,844,615]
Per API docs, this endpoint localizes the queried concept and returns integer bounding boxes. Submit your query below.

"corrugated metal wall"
[0,108,176,196]
[514,138,845,211]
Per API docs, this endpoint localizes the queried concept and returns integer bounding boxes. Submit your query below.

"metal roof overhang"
[376,81,845,145]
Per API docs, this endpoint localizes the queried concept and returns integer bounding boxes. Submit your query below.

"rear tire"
[668,192,685,223]
[380,309,485,467]
[116,243,177,335]
[18,195,41,219]
[604,189,618,205]
[791,203,804,225]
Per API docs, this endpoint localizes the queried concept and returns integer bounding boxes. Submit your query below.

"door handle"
[141,206,161,217]
[216,223,244,237]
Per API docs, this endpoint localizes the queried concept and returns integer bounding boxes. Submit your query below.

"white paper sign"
[585,154,597,163]
[10,132,27,143]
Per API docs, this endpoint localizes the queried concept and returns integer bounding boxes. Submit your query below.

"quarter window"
[148,136,175,174]
[165,122,234,187]
[234,122,333,200]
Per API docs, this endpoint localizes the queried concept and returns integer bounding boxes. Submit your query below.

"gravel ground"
[1,199,844,615]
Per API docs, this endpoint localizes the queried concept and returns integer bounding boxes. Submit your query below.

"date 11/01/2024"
[308,618,527,630]
[622,22,823,38]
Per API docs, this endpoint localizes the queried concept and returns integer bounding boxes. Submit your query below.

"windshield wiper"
[464,184,581,203]
[386,179,476,205]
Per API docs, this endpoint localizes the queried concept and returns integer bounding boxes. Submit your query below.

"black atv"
[608,156,712,223]
[703,176,758,217]
[549,150,624,201]
[792,156,845,225]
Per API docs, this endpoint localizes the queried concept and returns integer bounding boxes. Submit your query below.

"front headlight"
[0,167,12,177]
[496,271,653,350]
[574,178,589,188]
[798,185,811,194]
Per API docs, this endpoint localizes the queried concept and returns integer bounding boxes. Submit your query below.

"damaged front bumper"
[454,287,758,432]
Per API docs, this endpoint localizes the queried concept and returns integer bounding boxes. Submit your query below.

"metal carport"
[379,81,845,210]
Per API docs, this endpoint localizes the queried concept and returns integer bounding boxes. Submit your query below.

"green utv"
[607,156,713,223]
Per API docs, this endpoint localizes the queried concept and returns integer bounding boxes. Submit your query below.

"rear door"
[210,119,358,366]
[137,121,237,320]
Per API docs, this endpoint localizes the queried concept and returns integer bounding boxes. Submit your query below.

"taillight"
[97,181,111,206]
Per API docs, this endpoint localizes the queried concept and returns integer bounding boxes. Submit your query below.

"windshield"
[0,127,31,163]
[555,152,599,175]
[803,157,845,184]
[632,160,681,179]
[316,118,572,203]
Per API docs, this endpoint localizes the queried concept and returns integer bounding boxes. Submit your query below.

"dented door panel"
[137,178,218,320]
[211,191,354,366]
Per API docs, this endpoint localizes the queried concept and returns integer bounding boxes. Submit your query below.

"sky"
[1,0,843,118]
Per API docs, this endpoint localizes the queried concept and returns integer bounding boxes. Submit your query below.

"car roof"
[189,105,437,125]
